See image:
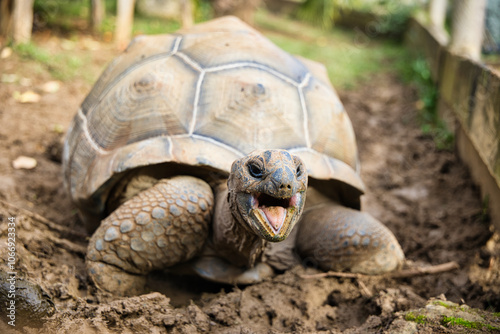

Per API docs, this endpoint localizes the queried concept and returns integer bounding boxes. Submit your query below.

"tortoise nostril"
[280,184,292,190]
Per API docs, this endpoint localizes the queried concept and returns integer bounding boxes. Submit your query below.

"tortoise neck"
[211,183,266,268]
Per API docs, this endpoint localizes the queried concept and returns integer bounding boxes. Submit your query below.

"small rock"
[13,90,41,103]
[387,318,418,334]
[392,184,429,203]
[41,81,61,93]
[12,156,37,169]
[1,47,12,59]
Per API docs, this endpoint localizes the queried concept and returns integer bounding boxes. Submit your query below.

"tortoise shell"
[63,16,364,226]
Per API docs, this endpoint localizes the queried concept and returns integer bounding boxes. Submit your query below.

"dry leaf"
[41,81,61,93]
[1,47,12,59]
[13,90,41,103]
[61,39,76,50]
[81,38,100,51]
[53,124,64,134]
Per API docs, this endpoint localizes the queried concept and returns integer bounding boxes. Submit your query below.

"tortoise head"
[227,149,307,242]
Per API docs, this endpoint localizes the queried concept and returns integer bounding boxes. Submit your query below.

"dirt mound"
[0,41,498,333]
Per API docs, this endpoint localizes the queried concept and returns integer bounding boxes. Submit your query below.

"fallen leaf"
[13,90,41,103]
[2,73,18,83]
[1,47,12,59]
[12,156,37,170]
[41,81,61,93]
[81,38,100,51]
[53,124,64,134]
[61,39,76,50]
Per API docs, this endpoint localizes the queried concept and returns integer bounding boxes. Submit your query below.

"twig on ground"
[356,279,373,297]
[387,261,460,278]
[300,261,460,280]
[0,199,87,239]
[47,235,87,256]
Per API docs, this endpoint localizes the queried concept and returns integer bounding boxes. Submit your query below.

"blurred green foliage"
[256,10,406,89]
[296,0,419,35]
[13,42,90,81]
[33,0,212,37]
[296,0,355,29]
[399,56,454,150]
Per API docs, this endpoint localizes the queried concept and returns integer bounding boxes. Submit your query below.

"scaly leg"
[296,204,404,274]
[86,176,213,296]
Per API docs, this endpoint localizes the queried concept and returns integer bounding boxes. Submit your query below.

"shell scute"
[195,67,305,153]
[86,56,198,151]
[303,77,358,168]
[81,34,180,114]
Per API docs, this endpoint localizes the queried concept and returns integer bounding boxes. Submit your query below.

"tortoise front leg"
[86,176,213,296]
[296,204,404,274]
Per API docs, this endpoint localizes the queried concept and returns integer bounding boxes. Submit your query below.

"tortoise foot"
[296,204,404,274]
[86,176,213,295]
[87,260,147,296]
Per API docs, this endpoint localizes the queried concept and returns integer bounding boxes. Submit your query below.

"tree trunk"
[450,0,486,60]
[1,0,34,44]
[180,0,193,29]
[115,0,135,50]
[90,0,105,33]
[429,0,447,29]
[0,0,13,41]
[13,0,33,43]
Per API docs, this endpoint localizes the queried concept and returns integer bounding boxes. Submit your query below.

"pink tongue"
[261,206,286,232]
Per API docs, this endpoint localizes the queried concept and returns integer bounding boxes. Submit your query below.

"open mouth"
[249,192,301,238]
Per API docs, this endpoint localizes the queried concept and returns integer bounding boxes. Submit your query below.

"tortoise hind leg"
[296,204,404,274]
[86,176,213,296]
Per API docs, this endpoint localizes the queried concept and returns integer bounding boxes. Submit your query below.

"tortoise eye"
[296,165,303,177]
[248,162,263,178]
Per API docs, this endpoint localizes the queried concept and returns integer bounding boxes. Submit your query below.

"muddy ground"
[0,33,499,333]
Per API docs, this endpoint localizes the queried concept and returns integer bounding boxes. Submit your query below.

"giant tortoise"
[63,16,404,295]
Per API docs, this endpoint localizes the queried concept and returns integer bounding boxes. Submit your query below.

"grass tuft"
[398,56,454,150]
[441,316,500,331]
[256,11,406,90]
[405,312,428,324]
[13,43,90,81]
